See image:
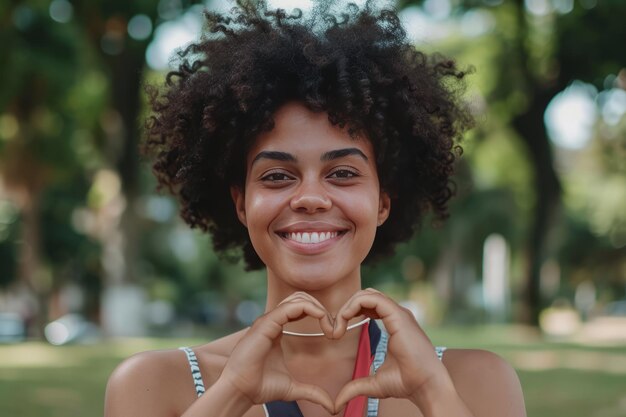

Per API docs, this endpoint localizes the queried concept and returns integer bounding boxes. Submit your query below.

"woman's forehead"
[246,101,373,162]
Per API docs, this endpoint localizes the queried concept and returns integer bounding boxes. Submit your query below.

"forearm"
[181,377,254,417]
[410,375,475,417]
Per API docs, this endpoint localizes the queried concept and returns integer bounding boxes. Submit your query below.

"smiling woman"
[104,1,526,417]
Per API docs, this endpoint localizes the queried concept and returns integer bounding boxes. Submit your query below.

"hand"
[219,292,336,414]
[332,288,449,412]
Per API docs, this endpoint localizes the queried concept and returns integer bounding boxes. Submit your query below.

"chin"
[289,265,350,291]
[273,263,355,291]
[298,272,339,288]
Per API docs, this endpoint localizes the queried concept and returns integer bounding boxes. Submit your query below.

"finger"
[261,300,333,340]
[280,291,323,307]
[344,292,410,335]
[334,290,394,338]
[331,290,369,339]
[278,291,335,338]
[281,298,335,338]
[341,293,392,322]
[334,376,383,412]
[277,291,320,306]
[285,380,335,415]
[303,294,336,327]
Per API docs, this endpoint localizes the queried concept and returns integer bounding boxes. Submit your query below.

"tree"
[400,0,626,324]
[0,2,101,335]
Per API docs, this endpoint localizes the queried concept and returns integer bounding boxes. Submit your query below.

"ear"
[230,186,247,227]
[377,191,391,227]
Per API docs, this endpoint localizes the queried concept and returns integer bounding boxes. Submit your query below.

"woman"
[104,1,526,416]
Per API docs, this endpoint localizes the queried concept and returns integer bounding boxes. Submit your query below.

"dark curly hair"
[142,0,473,270]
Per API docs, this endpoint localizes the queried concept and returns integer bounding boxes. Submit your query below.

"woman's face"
[231,101,390,290]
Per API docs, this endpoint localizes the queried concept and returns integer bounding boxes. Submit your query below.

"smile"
[279,231,344,244]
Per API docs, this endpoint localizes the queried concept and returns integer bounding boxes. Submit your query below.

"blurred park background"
[0,0,625,416]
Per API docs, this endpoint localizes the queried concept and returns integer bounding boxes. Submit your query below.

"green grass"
[1,326,625,417]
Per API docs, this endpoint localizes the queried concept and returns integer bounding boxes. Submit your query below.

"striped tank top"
[179,321,447,417]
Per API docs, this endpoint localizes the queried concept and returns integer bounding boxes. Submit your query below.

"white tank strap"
[178,347,206,397]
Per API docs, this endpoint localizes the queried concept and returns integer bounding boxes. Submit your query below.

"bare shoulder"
[104,329,248,417]
[104,345,228,417]
[441,348,520,385]
[442,348,527,417]
[105,348,196,417]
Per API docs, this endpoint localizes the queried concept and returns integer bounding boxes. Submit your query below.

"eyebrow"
[321,148,368,162]
[251,147,368,166]
[251,151,297,165]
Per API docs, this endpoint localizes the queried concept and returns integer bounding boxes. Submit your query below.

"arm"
[332,289,526,417]
[179,378,254,417]
[411,349,526,417]
[105,292,335,417]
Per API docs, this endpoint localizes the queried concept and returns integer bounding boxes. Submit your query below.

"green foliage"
[398,0,626,309]
[0,0,624,327]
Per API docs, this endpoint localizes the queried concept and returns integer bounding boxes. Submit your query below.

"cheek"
[244,189,285,235]
[337,188,380,227]
[246,193,267,225]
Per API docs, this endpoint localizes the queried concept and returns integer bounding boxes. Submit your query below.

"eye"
[261,171,294,182]
[328,168,358,180]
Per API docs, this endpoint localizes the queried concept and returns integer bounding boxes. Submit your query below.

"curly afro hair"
[142,0,473,270]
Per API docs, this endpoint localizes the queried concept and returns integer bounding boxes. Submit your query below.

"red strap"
[343,321,373,417]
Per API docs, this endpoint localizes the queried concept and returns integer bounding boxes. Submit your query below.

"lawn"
[0,325,625,417]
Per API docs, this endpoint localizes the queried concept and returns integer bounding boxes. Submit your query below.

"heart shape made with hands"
[276,288,437,415]
[223,288,440,416]
[284,315,375,416]
[272,296,376,417]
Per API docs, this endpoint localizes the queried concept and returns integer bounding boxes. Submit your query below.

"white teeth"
[285,231,339,244]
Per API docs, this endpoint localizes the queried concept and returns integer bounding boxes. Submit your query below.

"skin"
[104,102,527,417]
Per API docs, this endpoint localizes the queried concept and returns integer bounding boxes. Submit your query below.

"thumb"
[334,376,382,412]
[285,380,336,415]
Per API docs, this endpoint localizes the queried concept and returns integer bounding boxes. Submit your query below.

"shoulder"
[441,348,520,386]
[104,349,187,417]
[103,330,245,417]
[104,347,227,417]
[441,348,526,417]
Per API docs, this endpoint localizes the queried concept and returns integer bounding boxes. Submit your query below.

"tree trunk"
[511,91,562,325]
[510,0,563,325]
[107,47,145,286]
[16,192,50,338]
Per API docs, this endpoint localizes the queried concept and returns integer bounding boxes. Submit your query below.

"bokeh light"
[44,321,70,345]
[598,88,626,126]
[49,0,74,24]
[11,5,34,30]
[128,14,153,41]
[545,82,598,149]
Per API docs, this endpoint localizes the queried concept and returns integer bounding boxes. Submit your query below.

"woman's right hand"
[218,292,336,414]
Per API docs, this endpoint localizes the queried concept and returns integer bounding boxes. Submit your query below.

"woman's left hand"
[332,288,453,412]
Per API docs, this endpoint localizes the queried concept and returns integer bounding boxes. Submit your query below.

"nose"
[290,178,332,213]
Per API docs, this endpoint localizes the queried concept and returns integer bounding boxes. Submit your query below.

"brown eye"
[261,172,293,182]
[328,169,357,179]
